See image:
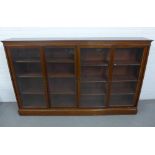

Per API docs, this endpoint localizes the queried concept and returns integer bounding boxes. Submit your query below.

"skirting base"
[19,107,137,116]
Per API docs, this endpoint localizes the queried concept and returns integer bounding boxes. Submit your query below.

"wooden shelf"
[109,94,134,107]
[51,94,76,108]
[111,92,135,95]
[47,59,74,63]
[22,91,44,95]
[50,92,75,95]
[81,93,105,96]
[81,77,107,82]
[17,73,42,78]
[80,95,106,108]
[112,75,138,82]
[15,60,40,63]
[48,73,75,78]
[81,60,108,66]
[114,60,140,66]
[111,87,135,94]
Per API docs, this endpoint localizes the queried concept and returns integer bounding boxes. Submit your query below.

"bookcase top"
[2,37,153,42]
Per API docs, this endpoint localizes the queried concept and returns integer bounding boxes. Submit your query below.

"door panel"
[109,47,144,107]
[45,47,77,108]
[79,48,110,108]
[9,47,47,108]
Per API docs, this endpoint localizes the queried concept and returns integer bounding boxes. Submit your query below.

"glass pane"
[81,82,107,95]
[45,47,76,108]
[11,48,40,61]
[51,95,76,107]
[81,48,109,65]
[112,66,140,81]
[80,48,109,108]
[48,78,76,94]
[80,95,105,108]
[11,48,42,77]
[10,48,46,108]
[47,63,74,77]
[114,48,143,65]
[81,66,108,81]
[110,94,134,106]
[109,48,143,107]
[18,78,44,94]
[21,94,46,108]
[111,81,137,94]
[45,48,74,62]
[112,48,143,81]
[14,63,42,76]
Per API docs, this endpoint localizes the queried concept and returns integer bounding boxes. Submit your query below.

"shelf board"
[15,60,40,63]
[22,91,44,95]
[48,73,75,78]
[81,77,107,83]
[17,73,42,78]
[111,93,134,95]
[111,87,135,95]
[112,75,138,82]
[81,60,108,67]
[81,93,105,96]
[111,92,135,95]
[80,81,107,83]
[114,60,140,66]
[47,59,74,63]
[50,92,75,95]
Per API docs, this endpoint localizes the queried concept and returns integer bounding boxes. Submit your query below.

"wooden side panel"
[133,46,150,106]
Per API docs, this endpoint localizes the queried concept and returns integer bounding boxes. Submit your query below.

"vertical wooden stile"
[76,46,81,108]
[105,47,115,107]
[133,46,150,106]
[40,47,51,108]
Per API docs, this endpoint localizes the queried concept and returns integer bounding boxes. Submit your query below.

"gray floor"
[0,100,155,127]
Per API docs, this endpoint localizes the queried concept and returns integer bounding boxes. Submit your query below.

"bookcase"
[2,37,152,115]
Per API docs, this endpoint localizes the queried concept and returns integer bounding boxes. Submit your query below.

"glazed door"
[109,47,144,107]
[79,47,110,108]
[8,47,47,108]
[44,47,77,108]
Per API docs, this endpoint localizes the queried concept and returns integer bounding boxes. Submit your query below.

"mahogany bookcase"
[2,37,152,115]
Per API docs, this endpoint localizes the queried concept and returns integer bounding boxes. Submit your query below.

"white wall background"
[0,27,155,102]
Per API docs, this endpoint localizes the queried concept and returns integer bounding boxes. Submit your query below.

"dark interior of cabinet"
[9,46,145,109]
[114,48,143,64]
[109,48,143,107]
[51,94,76,107]
[111,81,137,94]
[109,94,135,106]
[79,48,109,108]
[21,94,46,108]
[17,77,44,94]
[80,82,107,95]
[80,48,109,65]
[45,48,74,62]
[45,47,76,107]
[11,48,40,61]
[80,95,105,108]
[81,66,108,81]
[48,78,76,94]
[112,66,140,81]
